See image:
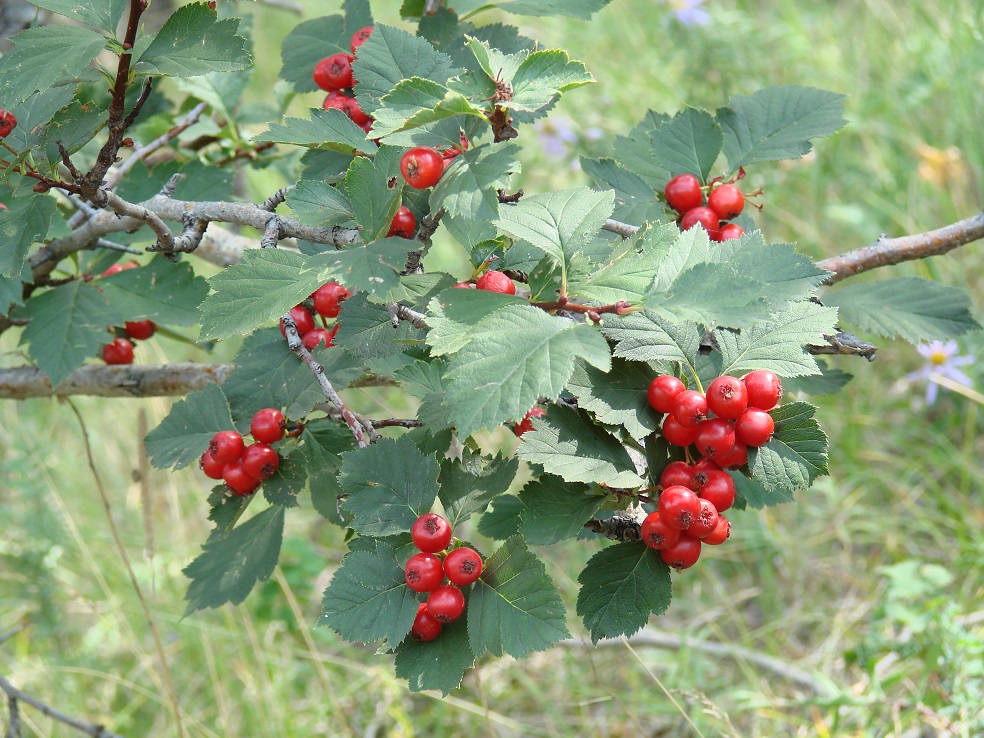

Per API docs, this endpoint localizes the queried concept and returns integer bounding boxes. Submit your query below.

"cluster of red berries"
[280,281,350,350]
[313,26,374,133]
[452,268,517,294]
[664,173,746,242]
[399,144,462,190]
[0,109,16,138]
[199,408,285,496]
[404,513,484,642]
[102,320,157,365]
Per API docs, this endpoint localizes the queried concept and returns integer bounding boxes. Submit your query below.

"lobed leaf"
[517,475,604,545]
[135,3,251,77]
[144,383,235,470]
[748,401,828,492]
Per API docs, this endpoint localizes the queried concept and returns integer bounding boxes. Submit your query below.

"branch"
[260,185,294,212]
[809,330,878,361]
[90,188,174,251]
[0,363,232,399]
[0,671,125,738]
[584,507,647,542]
[404,207,446,274]
[386,302,428,329]
[602,218,639,239]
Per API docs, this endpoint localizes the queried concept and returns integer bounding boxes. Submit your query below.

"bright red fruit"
[313,53,354,91]
[200,449,225,480]
[312,282,350,318]
[444,547,483,586]
[123,320,156,340]
[223,461,261,496]
[0,109,16,138]
[640,512,682,550]
[410,603,443,642]
[734,408,775,447]
[694,418,736,459]
[102,337,134,365]
[671,389,708,428]
[405,553,445,592]
[322,93,370,126]
[659,461,696,489]
[250,408,285,444]
[657,485,701,531]
[350,26,374,54]
[696,470,736,512]
[647,375,686,413]
[688,499,720,539]
[660,535,702,570]
[387,205,417,239]
[242,443,280,480]
[280,305,315,337]
[664,173,702,213]
[411,513,453,553]
[426,585,466,623]
[715,223,745,241]
[302,327,335,350]
[209,430,245,464]
[679,206,720,235]
[514,406,546,437]
[714,440,747,469]
[400,147,444,189]
[742,369,783,410]
[661,414,700,447]
[702,516,731,545]
[706,375,748,420]
[707,183,744,220]
[475,270,515,294]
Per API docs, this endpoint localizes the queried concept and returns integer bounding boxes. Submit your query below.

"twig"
[95,238,142,255]
[148,212,208,254]
[260,185,295,212]
[7,693,20,738]
[602,218,640,239]
[810,330,878,361]
[0,623,27,647]
[90,188,174,252]
[584,508,647,542]
[260,215,282,248]
[404,207,446,274]
[313,403,421,430]
[0,671,125,738]
[385,302,428,329]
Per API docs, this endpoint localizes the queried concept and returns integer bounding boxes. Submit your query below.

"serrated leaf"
[312,239,407,296]
[135,3,251,77]
[262,453,307,508]
[602,311,702,379]
[206,486,252,532]
[517,475,603,545]
[183,506,284,615]
[716,301,839,378]
[35,99,106,171]
[319,543,420,646]
[333,292,425,359]
[0,192,56,277]
[371,77,485,137]
[646,259,771,328]
[517,405,643,487]
[0,263,30,316]
[438,452,519,529]
[580,156,663,227]
[256,108,376,155]
[425,287,526,356]
[279,12,368,93]
[478,494,525,539]
[144,383,235,470]
[718,233,831,307]
[613,111,672,188]
[0,86,75,156]
[394,616,475,695]
[566,358,660,441]
[570,223,677,306]
[748,401,828,492]
[300,420,357,523]
[467,536,569,658]
[718,85,846,174]
[442,304,612,437]
[0,26,107,106]
[29,0,126,32]
[98,258,209,326]
[730,470,793,509]
[386,273,457,307]
[650,108,722,184]
[343,148,402,241]
[783,359,853,396]
[498,0,613,18]
[286,181,354,226]
[339,436,440,536]
[507,49,593,113]
[824,277,979,343]
[431,142,520,224]
[576,542,671,643]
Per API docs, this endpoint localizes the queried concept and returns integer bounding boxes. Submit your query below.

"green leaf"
[0,87,75,155]
[0,264,30,316]
[438,452,519,528]
[731,470,794,509]
[441,303,612,437]
[497,0,613,18]
[517,475,603,545]
[394,617,475,695]
[29,0,126,32]
[144,383,234,470]
[649,108,722,184]
[718,85,847,174]
[0,192,56,277]
[262,453,308,509]
[35,99,106,170]
[580,157,662,226]
[716,301,839,378]
[783,359,853,396]
[748,401,828,493]
[286,181,354,226]
[279,12,368,93]
[256,108,376,155]
[206,486,252,532]
[646,259,770,328]
[0,26,107,106]
[467,536,570,658]
[299,420,357,524]
[507,49,593,113]
[613,111,672,188]
[339,436,440,536]
[566,358,660,441]
[430,142,520,224]
[183,506,285,615]
[319,542,420,646]
[824,277,979,343]
[333,292,425,359]
[718,233,831,307]
[135,3,251,77]
[98,258,209,326]
[478,495,525,539]
[371,77,485,137]
[602,311,702,379]
[576,542,672,643]
[313,239,408,297]
[425,287,526,356]
[517,405,644,487]
[343,148,403,241]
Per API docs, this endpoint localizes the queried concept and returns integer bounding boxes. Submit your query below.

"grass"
[3,0,984,735]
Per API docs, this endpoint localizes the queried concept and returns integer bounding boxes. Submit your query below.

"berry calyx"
[102,337,134,365]
[312,282,350,318]
[405,552,445,592]
[410,603,443,642]
[664,173,702,213]
[387,205,417,239]
[209,430,245,464]
[514,406,546,437]
[411,513,453,553]
[242,443,280,480]
[426,585,466,623]
[688,498,720,539]
[123,320,156,341]
[734,408,775,447]
[280,305,315,336]
[647,375,686,414]
[302,327,335,350]
[679,206,720,235]
[657,485,701,531]
[660,535,702,570]
[694,418,737,459]
[400,147,444,189]
[350,26,374,54]
[670,389,708,428]
[702,516,731,546]
[313,53,355,91]
[475,270,516,295]
[0,110,16,138]
[706,375,748,420]
[640,512,682,550]
[444,547,483,586]
[200,449,225,480]
[696,470,736,512]
[707,183,744,220]
[250,408,285,444]
[223,460,261,496]
[742,369,783,410]
[661,414,700,447]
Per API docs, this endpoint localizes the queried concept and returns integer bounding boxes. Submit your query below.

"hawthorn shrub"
[0,0,980,697]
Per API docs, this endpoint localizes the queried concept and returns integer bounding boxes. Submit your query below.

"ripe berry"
[223,460,261,496]
[123,320,156,341]
[200,449,225,480]
[280,305,315,336]
[706,375,748,420]
[640,512,682,550]
[387,205,416,239]
[453,282,472,289]
[702,516,731,545]
[659,461,696,489]
[742,369,782,411]
[661,414,700,447]
[312,282,350,318]
[322,93,371,126]
[410,603,443,642]
[405,552,445,592]
[475,270,515,295]
[679,206,720,235]
[426,585,466,623]
[714,441,748,470]
[664,173,702,213]
[660,535,702,570]
[514,406,546,437]
[303,327,335,350]
[99,260,138,278]
[707,183,744,220]
[250,408,285,444]
[350,26,374,54]
[657,485,701,531]
[209,430,245,464]
[242,443,280,480]
[695,470,736,512]
[400,147,444,189]
[647,375,686,414]
[0,109,16,138]
[411,513,453,553]
[444,547,483,586]
[715,223,745,242]
[313,53,355,91]
[694,418,736,459]
[688,498,720,539]
[734,408,775,447]
[671,389,708,428]
[102,337,134,365]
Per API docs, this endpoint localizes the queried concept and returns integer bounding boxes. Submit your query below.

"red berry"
[659,461,696,489]
[671,389,708,428]
[647,375,686,414]
[640,512,682,550]
[688,498,720,539]
[123,320,156,341]
[99,260,138,278]
[707,183,744,220]
[693,457,722,473]
[102,337,134,365]
[322,93,370,126]
[453,282,472,289]
[0,109,16,138]
[242,443,280,480]
[734,408,775,447]
[410,603,443,642]
[697,470,736,512]
[742,369,782,411]
[223,460,261,496]
[679,206,720,235]
[426,585,465,623]
[514,406,546,437]
[657,485,701,531]
[200,449,225,480]
[411,513,453,553]
[387,205,417,239]
[664,173,702,213]
[694,418,736,459]
[312,282,350,318]
[350,25,374,54]
[303,327,335,350]
[209,430,245,464]
[661,414,700,447]
[706,375,748,420]
[400,147,444,189]
[250,408,284,444]
[702,516,731,545]
[475,270,515,295]
[313,53,354,91]
[280,305,315,336]
[405,552,445,592]
[660,535,702,570]
[715,223,745,242]
[444,547,483,586]
[714,441,748,470]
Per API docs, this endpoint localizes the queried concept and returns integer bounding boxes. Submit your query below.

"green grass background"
[2,0,984,735]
